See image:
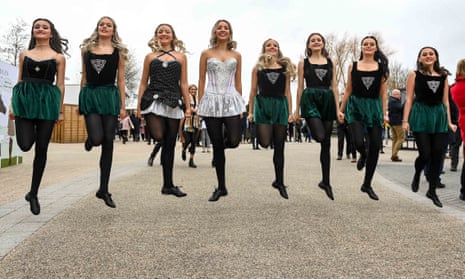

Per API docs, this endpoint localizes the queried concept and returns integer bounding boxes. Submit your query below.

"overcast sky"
[1,0,464,102]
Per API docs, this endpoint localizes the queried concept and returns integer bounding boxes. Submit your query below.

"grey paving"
[0,139,464,278]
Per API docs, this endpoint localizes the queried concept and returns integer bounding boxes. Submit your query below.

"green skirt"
[12,81,61,120]
[253,95,288,126]
[409,102,448,133]
[300,88,336,120]
[79,84,120,115]
[345,95,383,127]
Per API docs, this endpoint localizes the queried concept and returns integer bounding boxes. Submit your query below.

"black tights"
[204,116,242,191]
[256,123,287,185]
[350,122,382,187]
[182,129,198,155]
[15,117,55,196]
[85,113,117,193]
[145,113,180,188]
[306,118,333,185]
[413,132,448,190]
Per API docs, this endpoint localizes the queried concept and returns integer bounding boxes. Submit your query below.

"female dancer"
[11,18,68,215]
[403,47,455,207]
[198,19,245,202]
[79,16,127,208]
[295,33,339,200]
[180,84,199,168]
[339,35,389,201]
[248,38,295,199]
[451,58,465,201]
[137,23,191,197]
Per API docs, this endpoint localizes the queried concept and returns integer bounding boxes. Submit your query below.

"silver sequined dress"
[198,58,245,117]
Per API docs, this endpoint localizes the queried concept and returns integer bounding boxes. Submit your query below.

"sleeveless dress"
[197,58,245,117]
[12,56,61,120]
[253,67,289,126]
[79,48,121,116]
[140,54,184,119]
[408,71,448,133]
[345,62,384,127]
[300,58,336,121]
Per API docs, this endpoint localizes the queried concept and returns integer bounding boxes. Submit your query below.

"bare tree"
[388,61,409,91]
[124,49,139,98]
[1,18,29,66]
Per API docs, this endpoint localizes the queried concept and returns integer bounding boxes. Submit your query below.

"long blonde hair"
[456,59,465,80]
[80,16,128,63]
[256,39,296,80]
[147,23,186,53]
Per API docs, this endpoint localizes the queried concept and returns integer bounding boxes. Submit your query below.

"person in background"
[403,46,456,208]
[119,112,133,144]
[197,19,246,202]
[339,35,389,201]
[450,58,465,201]
[130,111,141,142]
[388,89,404,162]
[11,18,68,215]
[448,89,461,172]
[79,16,127,208]
[248,38,295,199]
[199,118,211,153]
[295,33,339,200]
[180,84,199,168]
[137,23,191,197]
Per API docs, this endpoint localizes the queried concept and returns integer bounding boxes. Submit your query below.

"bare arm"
[136,54,152,117]
[247,66,258,122]
[338,63,353,122]
[294,59,305,121]
[234,51,242,95]
[330,59,340,120]
[117,51,127,119]
[197,50,208,103]
[55,53,66,120]
[442,78,457,132]
[285,72,293,123]
[179,53,191,117]
[402,71,416,132]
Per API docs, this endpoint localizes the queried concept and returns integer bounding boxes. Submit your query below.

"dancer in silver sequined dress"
[198,19,246,202]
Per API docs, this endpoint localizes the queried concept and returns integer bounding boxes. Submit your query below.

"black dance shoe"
[25,192,40,215]
[361,185,379,200]
[161,186,187,197]
[318,182,334,200]
[208,188,228,202]
[411,175,420,193]
[189,159,197,168]
[426,191,443,208]
[356,155,366,171]
[459,193,465,201]
[96,191,116,208]
[181,150,187,161]
[272,181,289,199]
[84,139,92,152]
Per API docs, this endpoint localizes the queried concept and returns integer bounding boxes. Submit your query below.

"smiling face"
[361,37,378,56]
[155,24,174,47]
[97,17,115,38]
[32,19,52,41]
[263,39,279,57]
[308,34,324,52]
[214,20,231,42]
[418,47,437,66]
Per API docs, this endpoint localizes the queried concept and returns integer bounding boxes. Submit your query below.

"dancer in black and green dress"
[11,18,68,215]
[403,46,456,208]
[79,16,128,208]
[248,38,295,199]
[295,33,339,200]
[339,36,389,201]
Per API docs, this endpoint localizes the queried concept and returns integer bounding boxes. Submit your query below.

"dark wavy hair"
[28,18,69,56]
[360,35,389,80]
[305,32,329,58]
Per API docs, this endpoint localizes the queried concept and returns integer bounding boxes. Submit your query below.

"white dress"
[198,57,245,117]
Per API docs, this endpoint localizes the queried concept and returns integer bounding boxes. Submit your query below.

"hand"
[184,108,191,118]
[119,108,127,120]
[294,112,300,123]
[247,113,253,123]
[8,111,15,120]
[402,121,410,132]
[57,112,64,122]
[338,111,345,123]
[288,114,294,123]
[449,123,458,133]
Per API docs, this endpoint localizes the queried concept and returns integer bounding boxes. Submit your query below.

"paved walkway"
[0,139,464,278]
